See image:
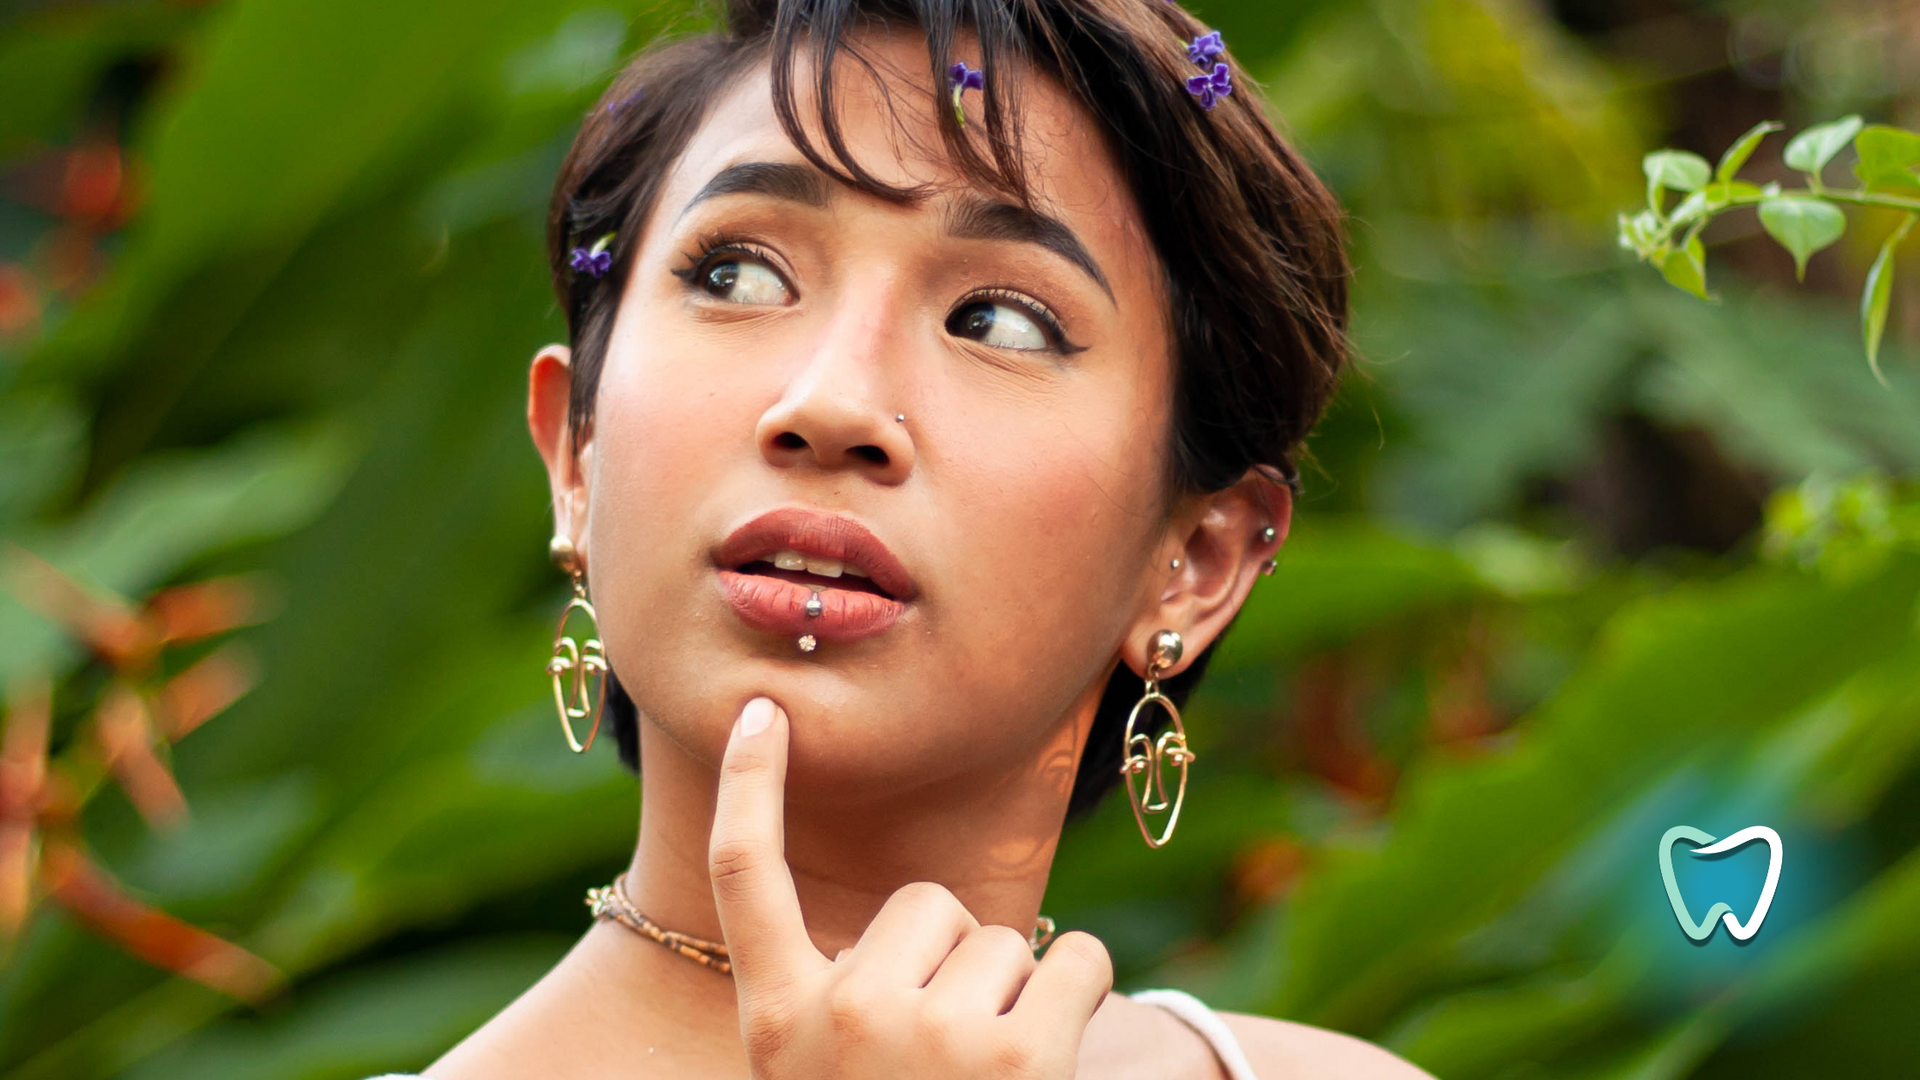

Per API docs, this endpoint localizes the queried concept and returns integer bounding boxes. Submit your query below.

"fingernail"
[738,696,775,737]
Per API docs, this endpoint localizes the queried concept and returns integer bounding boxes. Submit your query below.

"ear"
[1121,468,1293,679]
[528,344,593,551]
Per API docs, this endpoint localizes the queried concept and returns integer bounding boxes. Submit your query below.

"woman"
[379,0,1431,1076]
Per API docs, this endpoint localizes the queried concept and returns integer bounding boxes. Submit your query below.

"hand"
[708,696,1114,1080]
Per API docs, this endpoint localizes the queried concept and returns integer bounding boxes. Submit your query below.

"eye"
[946,295,1054,352]
[695,249,790,305]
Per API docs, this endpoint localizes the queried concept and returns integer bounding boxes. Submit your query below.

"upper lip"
[715,507,917,601]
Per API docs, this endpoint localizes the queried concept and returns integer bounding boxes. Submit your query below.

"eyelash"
[669,233,788,292]
[669,234,1083,354]
[957,288,1080,354]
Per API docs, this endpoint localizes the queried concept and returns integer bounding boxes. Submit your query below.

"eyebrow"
[682,161,833,214]
[680,160,1114,303]
[943,196,1114,303]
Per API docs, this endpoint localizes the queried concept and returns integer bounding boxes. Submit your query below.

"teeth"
[842,564,868,578]
[769,549,845,578]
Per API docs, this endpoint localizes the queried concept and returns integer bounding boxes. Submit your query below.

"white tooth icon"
[1659,825,1783,942]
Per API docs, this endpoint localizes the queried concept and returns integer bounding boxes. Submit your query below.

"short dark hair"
[546,0,1350,819]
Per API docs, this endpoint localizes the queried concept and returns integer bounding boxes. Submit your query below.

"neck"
[620,683,1101,962]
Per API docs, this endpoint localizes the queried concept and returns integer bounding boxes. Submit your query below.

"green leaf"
[1853,124,1920,192]
[1716,119,1782,182]
[1784,114,1863,175]
[1660,232,1709,299]
[1863,214,1915,386]
[1758,198,1847,280]
[1644,149,1711,198]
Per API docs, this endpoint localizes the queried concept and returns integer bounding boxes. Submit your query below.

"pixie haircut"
[546,0,1350,819]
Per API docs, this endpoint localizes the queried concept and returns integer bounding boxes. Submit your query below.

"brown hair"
[547,0,1351,818]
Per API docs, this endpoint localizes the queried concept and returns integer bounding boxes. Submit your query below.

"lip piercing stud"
[805,591,824,618]
[797,634,818,653]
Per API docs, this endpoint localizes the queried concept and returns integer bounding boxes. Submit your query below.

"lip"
[714,507,916,645]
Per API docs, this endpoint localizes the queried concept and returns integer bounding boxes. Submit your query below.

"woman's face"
[539,33,1207,803]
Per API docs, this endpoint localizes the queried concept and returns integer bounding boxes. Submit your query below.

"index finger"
[708,696,825,985]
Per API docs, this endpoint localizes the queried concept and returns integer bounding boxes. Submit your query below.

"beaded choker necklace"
[586,873,1058,975]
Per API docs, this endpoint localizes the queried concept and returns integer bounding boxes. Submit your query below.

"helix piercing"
[1260,525,1277,543]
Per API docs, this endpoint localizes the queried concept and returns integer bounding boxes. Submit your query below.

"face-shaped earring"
[1119,629,1196,849]
[546,536,608,753]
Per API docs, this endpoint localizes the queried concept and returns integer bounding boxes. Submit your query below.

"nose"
[755,294,915,485]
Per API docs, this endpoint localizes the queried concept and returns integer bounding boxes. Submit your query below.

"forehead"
[655,29,1155,274]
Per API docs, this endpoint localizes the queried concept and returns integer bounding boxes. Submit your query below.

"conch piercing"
[546,536,608,753]
[1119,629,1195,849]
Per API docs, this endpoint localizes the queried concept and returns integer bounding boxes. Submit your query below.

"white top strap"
[1129,988,1260,1080]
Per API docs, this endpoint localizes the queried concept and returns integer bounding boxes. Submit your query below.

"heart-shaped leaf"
[1758,198,1846,280]
[1853,124,1920,192]
[1660,232,1709,299]
[1716,120,1781,182]
[1783,114,1863,175]
[1644,149,1711,197]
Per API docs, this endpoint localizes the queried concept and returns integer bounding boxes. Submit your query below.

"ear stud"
[1170,557,1182,570]
[1260,525,1277,543]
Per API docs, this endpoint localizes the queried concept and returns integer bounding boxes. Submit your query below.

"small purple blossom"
[1186,31,1223,67]
[948,61,984,125]
[604,89,643,114]
[569,231,617,278]
[1185,62,1232,111]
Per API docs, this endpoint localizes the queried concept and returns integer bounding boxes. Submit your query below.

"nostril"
[772,431,807,451]
[851,444,888,467]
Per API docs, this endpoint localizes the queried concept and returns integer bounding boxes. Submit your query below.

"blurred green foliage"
[2,1,1919,1078]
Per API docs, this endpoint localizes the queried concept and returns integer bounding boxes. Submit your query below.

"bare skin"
[427,26,1432,1080]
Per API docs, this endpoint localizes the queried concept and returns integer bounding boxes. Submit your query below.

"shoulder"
[1217,1011,1436,1080]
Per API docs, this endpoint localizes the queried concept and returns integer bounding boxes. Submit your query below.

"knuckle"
[825,979,882,1040]
[739,999,796,1063]
[988,1036,1041,1078]
[914,999,966,1050]
[979,924,1034,958]
[893,879,958,912]
[707,838,763,896]
[1049,931,1113,986]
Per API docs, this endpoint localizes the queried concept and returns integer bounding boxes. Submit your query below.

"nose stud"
[894,413,906,423]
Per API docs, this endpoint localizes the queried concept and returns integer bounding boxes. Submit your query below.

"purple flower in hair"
[569,231,617,278]
[948,61,984,125]
[1185,62,1232,111]
[1186,31,1224,67]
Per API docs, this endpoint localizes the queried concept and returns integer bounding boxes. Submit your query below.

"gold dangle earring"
[546,536,608,753]
[1119,630,1196,849]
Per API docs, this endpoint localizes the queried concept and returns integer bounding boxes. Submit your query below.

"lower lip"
[717,571,907,644]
